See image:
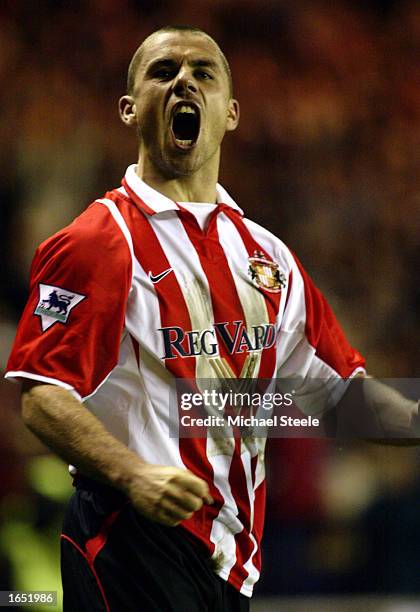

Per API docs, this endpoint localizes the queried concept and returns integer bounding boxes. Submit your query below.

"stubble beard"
[142,137,205,181]
[138,121,221,181]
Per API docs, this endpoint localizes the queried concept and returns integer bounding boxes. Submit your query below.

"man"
[5,26,418,611]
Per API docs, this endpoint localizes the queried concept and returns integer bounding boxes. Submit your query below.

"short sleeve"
[276,252,365,414]
[5,202,132,400]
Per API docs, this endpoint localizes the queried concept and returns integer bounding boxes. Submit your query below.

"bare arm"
[325,376,420,445]
[22,383,213,525]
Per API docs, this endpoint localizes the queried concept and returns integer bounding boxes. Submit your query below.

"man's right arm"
[22,382,213,526]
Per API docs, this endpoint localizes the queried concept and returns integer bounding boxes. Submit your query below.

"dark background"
[0,0,419,607]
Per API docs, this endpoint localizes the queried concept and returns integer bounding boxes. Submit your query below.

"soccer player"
[5,26,419,611]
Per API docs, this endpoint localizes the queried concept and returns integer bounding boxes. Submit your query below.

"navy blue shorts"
[60,477,250,612]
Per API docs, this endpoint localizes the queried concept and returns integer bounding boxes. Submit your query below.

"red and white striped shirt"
[6,164,365,596]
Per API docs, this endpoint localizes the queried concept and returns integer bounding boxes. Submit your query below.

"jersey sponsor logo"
[148,268,173,284]
[159,321,276,359]
[248,250,286,293]
[34,284,86,331]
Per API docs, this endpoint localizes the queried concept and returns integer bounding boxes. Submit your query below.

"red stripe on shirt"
[217,208,283,586]
[177,206,248,376]
[110,192,222,554]
[221,208,280,380]
[178,207,260,591]
[291,252,365,377]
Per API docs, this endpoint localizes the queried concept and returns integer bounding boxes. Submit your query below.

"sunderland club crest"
[248,251,286,293]
[34,284,86,331]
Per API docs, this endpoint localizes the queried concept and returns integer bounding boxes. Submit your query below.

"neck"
[135,152,220,203]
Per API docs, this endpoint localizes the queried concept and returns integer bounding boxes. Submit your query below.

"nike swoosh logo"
[148,268,173,284]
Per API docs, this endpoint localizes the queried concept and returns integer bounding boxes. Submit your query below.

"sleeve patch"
[34,283,86,332]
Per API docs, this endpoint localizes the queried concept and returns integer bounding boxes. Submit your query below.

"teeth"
[177,105,196,114]
[177,139,193,145]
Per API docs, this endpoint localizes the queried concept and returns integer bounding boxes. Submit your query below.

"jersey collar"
[122,164,244,216]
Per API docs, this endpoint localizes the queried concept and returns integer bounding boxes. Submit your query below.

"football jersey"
[6,164,365,596]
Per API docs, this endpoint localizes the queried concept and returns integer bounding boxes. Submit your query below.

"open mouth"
[171,103,200,149]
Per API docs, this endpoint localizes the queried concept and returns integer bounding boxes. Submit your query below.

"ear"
[119,95,137,128]
[226,98,240,132]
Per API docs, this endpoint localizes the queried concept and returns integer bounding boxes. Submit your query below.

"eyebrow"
[146,57,219,73]
[191,59,218,70]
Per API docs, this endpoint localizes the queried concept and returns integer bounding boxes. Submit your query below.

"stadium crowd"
[0,0,419,600]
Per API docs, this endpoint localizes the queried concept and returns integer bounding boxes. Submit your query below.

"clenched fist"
[125,464,214,526]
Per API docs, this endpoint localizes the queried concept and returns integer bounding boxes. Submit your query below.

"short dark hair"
[127,25,233,96]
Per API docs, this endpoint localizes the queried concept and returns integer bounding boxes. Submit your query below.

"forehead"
[140,31,225,70]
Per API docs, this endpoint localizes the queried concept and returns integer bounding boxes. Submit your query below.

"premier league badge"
[34,284,86,331]
[248,251,286,293]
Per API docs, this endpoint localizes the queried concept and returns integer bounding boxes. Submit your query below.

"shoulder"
[34,198,132,274]
[242,217,295,272]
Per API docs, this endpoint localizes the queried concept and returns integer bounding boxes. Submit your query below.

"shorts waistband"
[73,474,127,501]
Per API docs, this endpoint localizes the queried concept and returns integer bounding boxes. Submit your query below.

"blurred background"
[0,0,419,610]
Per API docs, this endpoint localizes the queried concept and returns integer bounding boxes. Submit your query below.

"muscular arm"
[326,376,420,445]
[22,383,213,526]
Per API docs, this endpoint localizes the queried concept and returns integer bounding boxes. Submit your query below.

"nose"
[172,68,197,96]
